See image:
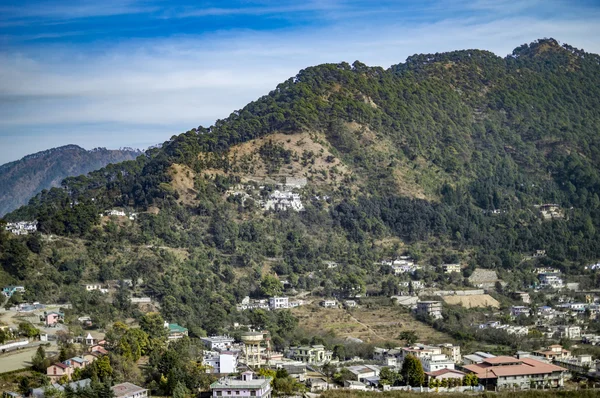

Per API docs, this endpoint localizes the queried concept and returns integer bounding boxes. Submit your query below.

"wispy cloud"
[0,0,598,164]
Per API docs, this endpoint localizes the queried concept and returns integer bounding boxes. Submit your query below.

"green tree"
[400,355,424,387]
[398,330,418,346]
[32,346,49,372]
[260,275,283,297]
[172,381,190,398]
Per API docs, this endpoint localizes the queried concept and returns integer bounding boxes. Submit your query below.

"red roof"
[52,362,69,370]
[463,357,566,379]
[426,368,465,377]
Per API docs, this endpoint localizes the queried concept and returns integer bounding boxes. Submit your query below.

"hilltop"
[0,145,142,216]
[2,38,600,341]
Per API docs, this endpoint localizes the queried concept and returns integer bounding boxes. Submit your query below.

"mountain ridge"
[0,145,143,216]
[2,38,600,337]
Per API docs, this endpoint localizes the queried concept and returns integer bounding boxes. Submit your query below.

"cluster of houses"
[381,257,420,275]
[537,204,564,220]
[102,209,137,220]
[4,221,37,235]
[236,296,305,311]
[260,190,304,212]
[46,340,108,382]
[535,267,565,289]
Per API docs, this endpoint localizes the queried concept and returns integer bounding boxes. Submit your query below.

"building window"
[236,392,240,396]
[216,392,222,397]
[250,391,256,397]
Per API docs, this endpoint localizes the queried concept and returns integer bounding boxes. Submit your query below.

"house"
[201,336,235,351]
[2,286,25,298]
[307,377,330,392]
[66,357,88,369]
[556,325,581,340]
[105,209,126,217]
[539,273,564,289]
[85,332,105,346]
[420,354,455,372]
[463,356,567,390]
[82,352,101,364]
[32,379,91,398]
[164,322,188,340]
[344,300,358,308]
[468,269,499,289]
[425,368,466,382]
[82,283,107,293]
[533,250,546,258]
[554,355,597,375]
[439,343,461,363]
[111,382,148,398]
[416,301,442,319]
[269,297,289,310]
[321,299,337,308]
[442,264,461,274]
[203,351,238,374]
[211,372,272,397]
[44,312,63,327]
[510,306,530,318]
[400,345,442,361]
[346,365,381,382]
[463,352,496,365]
[291,345,333,364]
[533,345,571,361]
[47,363,73,382]
[344,380,367,390]
[514,292,531,304]
[539,204,563,220]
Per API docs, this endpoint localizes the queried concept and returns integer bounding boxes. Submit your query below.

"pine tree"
[401,355,424,387]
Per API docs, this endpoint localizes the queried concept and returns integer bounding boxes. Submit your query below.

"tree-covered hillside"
[2,38,600,339]
[0,145,142,216]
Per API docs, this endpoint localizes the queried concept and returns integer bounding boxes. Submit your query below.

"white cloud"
[0,0,599,164]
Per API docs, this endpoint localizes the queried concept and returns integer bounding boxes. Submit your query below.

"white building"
[269,297,289,310]
[510,306,530,318]
[416,301,442,319]
[203,351,238,374]
[420,353,455,373]
[201,336,235,351]
[539,273,564,289]
[442,264,461,274]
[321,300,337,308]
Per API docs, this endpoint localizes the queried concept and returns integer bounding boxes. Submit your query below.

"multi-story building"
[557,325,581,340]
[2,286,25,298]
[439,343,461,363]
[204,351,239,374]
[463,356,567,390]
[211,372,272,398]
[538,273,564,289]
[201,336,235,351]
[533,345,571,361]
[420,354,455,372]
[268,297,289,310]
[416,301,442,319]
[290,345,333,364]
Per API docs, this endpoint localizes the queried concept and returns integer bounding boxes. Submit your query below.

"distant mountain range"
[0,145,142,216]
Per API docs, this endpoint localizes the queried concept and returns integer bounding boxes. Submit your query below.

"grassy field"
[320,390,600,398]
[290,301,453,344]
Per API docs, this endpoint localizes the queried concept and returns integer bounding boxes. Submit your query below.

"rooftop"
[211,377,272,390]
[464,357,566,379]
[111,382,147,398]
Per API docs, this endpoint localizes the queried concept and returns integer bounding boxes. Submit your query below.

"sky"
[1,0,599,165]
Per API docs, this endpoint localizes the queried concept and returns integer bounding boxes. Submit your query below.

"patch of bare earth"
[169,164,198,206]
[442,294,500,309]
[291,304,453,344]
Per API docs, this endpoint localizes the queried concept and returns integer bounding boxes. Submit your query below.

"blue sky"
[1,0,599,164]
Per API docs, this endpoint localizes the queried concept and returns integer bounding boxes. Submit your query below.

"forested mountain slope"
[2,38,600,337]
[0,145,142,216]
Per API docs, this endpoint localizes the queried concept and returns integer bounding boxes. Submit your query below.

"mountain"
[0,145,142,216]
[2,38,600,338]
